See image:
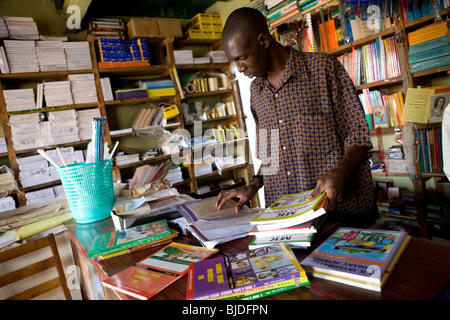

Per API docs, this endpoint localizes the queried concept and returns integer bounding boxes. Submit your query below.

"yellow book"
[147,87,176,98]
[401,88,435,123]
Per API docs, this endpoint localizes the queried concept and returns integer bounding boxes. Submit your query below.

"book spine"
[408,44,450,64]
[408,36,449,55]
[410,54,450,73]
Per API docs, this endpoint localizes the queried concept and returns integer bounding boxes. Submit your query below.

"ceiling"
[82,0,228,19]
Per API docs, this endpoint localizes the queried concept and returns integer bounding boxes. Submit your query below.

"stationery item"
[250,189,327,229]
[37,149,59,168]
[102,242,218,300]
[186,243,309,300]
[301,227,411,292]
[87,219,172,259]
[401,88,435,123]
[91,116,107,162]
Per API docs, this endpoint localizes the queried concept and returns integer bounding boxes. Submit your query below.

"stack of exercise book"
[301,227,411,291]
[186,243,309,300]
[248,189,327,249]
[87,219,178,261]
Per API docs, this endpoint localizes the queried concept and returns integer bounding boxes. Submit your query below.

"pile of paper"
[45,146,85,181]
[47,109,80,145]
[165,166,183,185]
[35,40,67,72]
[9,113,44,151]
[77,108,101,140]
[0,138,7,154]
[0,165,18,196]
[3,40,39,73]
[43,80,73,107]
[205,50,228,63]
[17,153,50,188]
[3,88,36,112]
[0,46,10,73]
[68,73,98,104]
[193,56,210,64]
[63,41,93,70]
[0,17,9,39]
[3,16,39,40]
[100,77,114,101]
[0,196,16,213]
[25,186,56,205]
[172,50,194,64]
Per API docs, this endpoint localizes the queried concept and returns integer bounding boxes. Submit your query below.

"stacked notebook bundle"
[3,16,39,40]
[35,40,67,72]
[248,189,328,249]
[43,80,73,107]
[128,160,172,191]
[47,109,79,145]
[68,73,98,104]
[62,41,93,70]
[205,50,228,63]
[3,88,36,112]
[77,108,101,140]
[9,113,44,151]
[3,40,39,73]
[171,50,194,65]
[0,17,9,39]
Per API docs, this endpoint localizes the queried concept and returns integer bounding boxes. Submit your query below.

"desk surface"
[64,218,450,300]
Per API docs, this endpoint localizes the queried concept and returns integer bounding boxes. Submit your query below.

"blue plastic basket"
[58,160,114,224]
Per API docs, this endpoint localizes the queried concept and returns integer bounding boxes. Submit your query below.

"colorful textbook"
[102,242,218,300]
[301,227,411,291]
[87,219,172,259]
[186,243,309,300]
[250,189,327,230]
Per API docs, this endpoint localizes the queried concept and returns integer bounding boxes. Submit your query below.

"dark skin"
[216,11,369,213]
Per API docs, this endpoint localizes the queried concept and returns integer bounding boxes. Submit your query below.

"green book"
[87,219,172,258]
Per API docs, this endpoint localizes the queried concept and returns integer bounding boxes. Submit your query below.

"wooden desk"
[64,218,450,301]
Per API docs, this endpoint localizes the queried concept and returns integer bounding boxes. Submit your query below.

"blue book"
[409,36,449,55]
[409,44,450,64]
[410,54,450,73]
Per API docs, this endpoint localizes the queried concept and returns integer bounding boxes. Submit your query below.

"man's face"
[223,32,269,79]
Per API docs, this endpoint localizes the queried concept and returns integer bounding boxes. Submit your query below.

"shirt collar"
[253,47,308,90]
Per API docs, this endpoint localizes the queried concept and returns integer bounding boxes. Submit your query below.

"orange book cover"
[325,18,338,50]
[102,242,218,300]
[319,22,328,51]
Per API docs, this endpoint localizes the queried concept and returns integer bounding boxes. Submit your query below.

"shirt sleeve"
[328,55,372,150]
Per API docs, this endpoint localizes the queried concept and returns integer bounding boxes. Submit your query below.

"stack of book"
[267,0,302,29]
[3,40,39,73]
[87,219,177,260]
[62,41,93,70]
[0,17,8,39]
[43,80,73,107]
[400,0,445,23]
[100,77,114,101]
[248,189,327,249]
[205,50,228,63]
[114,150,140,166]
[77,108,101,140]
[130,106,165,129]
[417,127,444,174]
[0,165,17,196]
[301,227,411,292]
[68,73,98,104]
[88,18,126,40]
[172,50,194,65]
[138,77,176,98]
[25,187,56,205]
[47,109,80,145]
[3,16,39,40]
[186,243,309,300]
[9,113,44,151]
[17,152,50,188]
[408,20,450,74]
[0,46,10,73]
[35,40,67,72]
[0,196,16,213]
[3,88,36,112]
[115,88,147,100]
[101,242,218,300]
[165,165,183,185]
[128,160,172,191]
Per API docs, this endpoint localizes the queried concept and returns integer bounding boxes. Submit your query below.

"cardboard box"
[127,17,159,39]
[157,18,182,37]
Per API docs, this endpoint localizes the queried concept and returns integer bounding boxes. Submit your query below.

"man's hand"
[216,184,259,212]
[307,167,345,212]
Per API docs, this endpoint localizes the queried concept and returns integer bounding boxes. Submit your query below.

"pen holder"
[58,160,115,224]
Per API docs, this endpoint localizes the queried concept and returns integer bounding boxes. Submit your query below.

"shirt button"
[283,146,287,150]
[274,93,279,98]
[278,119,283,124]
[287,171,291,175]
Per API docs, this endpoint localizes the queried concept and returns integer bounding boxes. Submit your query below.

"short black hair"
[222,7,269,44]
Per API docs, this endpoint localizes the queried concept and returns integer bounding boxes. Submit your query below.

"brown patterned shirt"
[250,48,376,218]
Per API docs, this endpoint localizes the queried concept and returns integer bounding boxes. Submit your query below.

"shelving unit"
[0,33,257,208]
[259,0,450,239]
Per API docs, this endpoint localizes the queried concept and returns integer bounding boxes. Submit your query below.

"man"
[215,7,378,227]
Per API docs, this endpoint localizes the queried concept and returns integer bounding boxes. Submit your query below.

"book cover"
[373,105,389,128]
[301,227,409,290]
[87,219,172,258]
[186,243,308,300]
[250,189,327,229]
[248,232,314,249]
[408,36,449,55]
[102,242,218,300]
[429,92,450,123]
[401,87,435,123]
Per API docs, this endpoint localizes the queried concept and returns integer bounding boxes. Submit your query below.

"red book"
[102,242,218,300]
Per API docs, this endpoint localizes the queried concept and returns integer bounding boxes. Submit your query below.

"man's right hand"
[215,184,259,212]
